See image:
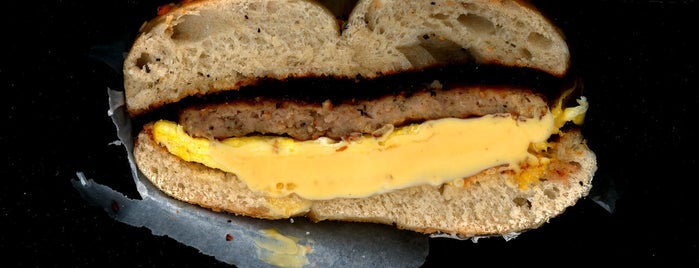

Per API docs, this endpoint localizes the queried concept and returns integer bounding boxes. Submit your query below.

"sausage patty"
[179,85,549,141]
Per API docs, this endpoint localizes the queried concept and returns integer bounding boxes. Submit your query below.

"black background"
[4,0,698,267]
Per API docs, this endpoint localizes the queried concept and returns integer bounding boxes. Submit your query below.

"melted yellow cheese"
[552,87,589,132]
[524,90,589,189]
[152,88,589,200]
[153,112,554,200]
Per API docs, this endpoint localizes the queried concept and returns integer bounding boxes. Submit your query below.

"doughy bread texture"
[124,0,570,116]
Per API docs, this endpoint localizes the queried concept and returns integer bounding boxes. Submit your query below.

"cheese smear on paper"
[253,228,311,268]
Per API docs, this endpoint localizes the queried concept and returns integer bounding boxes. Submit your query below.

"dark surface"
[4,0,697,267]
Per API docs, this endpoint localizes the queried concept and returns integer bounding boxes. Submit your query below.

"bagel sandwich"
[123,0,597,238]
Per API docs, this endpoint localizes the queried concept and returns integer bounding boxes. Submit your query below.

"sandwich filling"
[150,87,587,200]
[153,113,549,200]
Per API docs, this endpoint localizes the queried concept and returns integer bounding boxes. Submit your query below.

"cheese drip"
[253,228,311,268]
[152,112,554,200]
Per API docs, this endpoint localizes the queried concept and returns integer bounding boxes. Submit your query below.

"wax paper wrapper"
[72,88,429,267]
